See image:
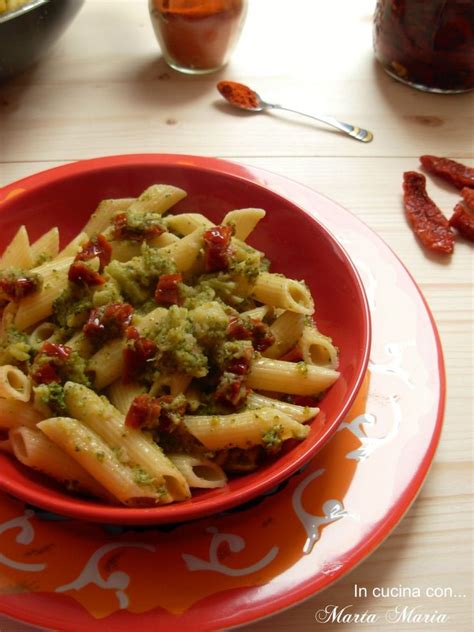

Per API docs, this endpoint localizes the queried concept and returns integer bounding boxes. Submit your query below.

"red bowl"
[0,154,370,524]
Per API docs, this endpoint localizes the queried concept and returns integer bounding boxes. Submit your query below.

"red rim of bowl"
[0,153,371,524]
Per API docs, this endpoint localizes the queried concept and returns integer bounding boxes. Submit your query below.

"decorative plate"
[0,156,444,631]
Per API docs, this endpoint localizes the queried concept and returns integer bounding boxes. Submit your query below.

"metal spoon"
[217,81,373,143]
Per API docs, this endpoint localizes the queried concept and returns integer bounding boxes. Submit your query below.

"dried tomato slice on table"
[402,171,455,255]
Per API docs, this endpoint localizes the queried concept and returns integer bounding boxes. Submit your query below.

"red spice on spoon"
[217,80,260,110]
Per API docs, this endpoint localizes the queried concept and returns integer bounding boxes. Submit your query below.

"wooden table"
[0,1,472,630]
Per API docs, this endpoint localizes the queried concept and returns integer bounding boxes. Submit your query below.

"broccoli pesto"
[262,424,284,453]
[34,383,68,416]
[0,328,32,364]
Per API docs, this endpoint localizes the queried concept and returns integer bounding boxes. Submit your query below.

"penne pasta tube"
[239,305,272,321]
[127,184,187,216]
[88,340,126,390]
[0,366,31,402]
[0,302,17,338]
[107,381,145,415]
[298,325,339,369]
[55,232,89,260]
[168,454,227,489]
[263,311,305,359]
[38,417,165,506]
[251,272,314,315]
[30,228,60,263]
[148,231,180,247]
[247,357,339,396]
[183,407,309,450]
[10,425,110,499]
[89,307,167,389]
[246,392,319,423]
[164,213,214,236]
[0,398,43,429]
[14,256,74,331]
[0,226,34,270]
[83,198,135,236]
[63,382,190,501]
[222,208,266,241]
[65,331,94,358]
[159,227,205,272]
[29,322,58,346]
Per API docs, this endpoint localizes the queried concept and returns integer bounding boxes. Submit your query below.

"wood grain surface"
[0,1,472,630]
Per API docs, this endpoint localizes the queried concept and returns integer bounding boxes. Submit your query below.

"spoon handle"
[265,103,373,143]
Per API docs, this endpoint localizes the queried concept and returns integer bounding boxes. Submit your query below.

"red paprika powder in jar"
[373,0,474,93]
[149,0,248,74]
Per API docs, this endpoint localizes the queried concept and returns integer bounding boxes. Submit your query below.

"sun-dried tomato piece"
[461,187,474,210]
[123,336,157,382]
[215,372,249,408]
[420,155,474,190]
[125,393,187,429]
[75,234,112,270]
[449,202,474,242]
[203,225,233,272]
[154,273,182,305]
[125,394,161,428]
[249,320,275,352]
[403,172,455,255]
[68,262,105,286]
[83,303,134,343]
[31,363,61,385]
[0,272,40,301]
[227,316,275,352]
[125,325,140,340]
[31,342,72,385]
[41,342,72,361]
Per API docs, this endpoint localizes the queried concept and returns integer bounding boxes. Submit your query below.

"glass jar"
[149,0,248,75]
[373,0,474,93]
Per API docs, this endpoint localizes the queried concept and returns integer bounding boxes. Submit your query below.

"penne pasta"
[0,398,43,429]
[83,198,135,236]
[29,321,58,346]
[30,228,60,264]
[168,453,227,488]
[222,208,266,241]
[183,408,309,450]
[159,226,205,272]
[251,272,314,315]
[63,382,190,501]
[263,310,305,359]
[55,232,89,260]
[298,325,339,369]
[126,184,187,216]
[14,257,74,331]
[38,417,165,506]
[0,226,34,270]
[0,365,31,401]
[107,380,145,415]
[246,392,319,423]
[239,305,272,321]
[247,357,339,396]
[164,212,213,236]
[89,307,167,389]
[10,425,110,499]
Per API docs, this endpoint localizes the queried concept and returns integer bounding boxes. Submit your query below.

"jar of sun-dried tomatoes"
[373,0,474,93]
[149,0,248,75]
